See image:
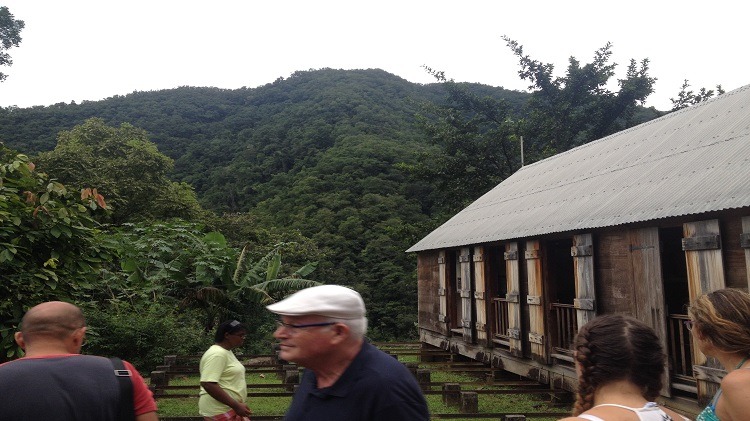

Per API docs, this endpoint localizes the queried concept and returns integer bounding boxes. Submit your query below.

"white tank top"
[578,402,689,421]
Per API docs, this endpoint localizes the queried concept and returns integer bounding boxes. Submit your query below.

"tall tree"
[503,35,656,160]
[36,118,205,223]
[412,38,658,214]
[0,6,24,83]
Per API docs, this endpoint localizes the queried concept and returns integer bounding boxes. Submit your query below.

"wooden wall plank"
[629,227,670,397]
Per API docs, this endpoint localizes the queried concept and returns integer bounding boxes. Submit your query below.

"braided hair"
[572,314,665,416]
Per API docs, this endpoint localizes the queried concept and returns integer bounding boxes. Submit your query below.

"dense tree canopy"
[36,118,205,223]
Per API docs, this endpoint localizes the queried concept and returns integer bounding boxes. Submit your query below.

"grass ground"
[154,351,572,420]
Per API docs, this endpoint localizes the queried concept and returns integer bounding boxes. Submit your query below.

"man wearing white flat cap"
[267,284,429,421]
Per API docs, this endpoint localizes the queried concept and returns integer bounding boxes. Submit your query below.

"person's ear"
[69,327,86,352]
[330,323,350,344]
[14,332,26,350]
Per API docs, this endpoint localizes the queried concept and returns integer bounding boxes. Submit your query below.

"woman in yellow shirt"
[199,320,252,421]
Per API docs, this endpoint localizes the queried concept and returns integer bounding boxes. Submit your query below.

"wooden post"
[150,370,168,389]
[459,391,478,413]
[280,364,296,380]
[416,369,431,392]
[442,383,461,406]
[283,368,299,391]
[163,355,177,366]
[154,365,170,380]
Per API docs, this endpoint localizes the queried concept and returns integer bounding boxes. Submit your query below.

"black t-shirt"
[284,341,430,421]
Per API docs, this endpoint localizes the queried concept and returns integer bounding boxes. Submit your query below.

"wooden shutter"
[458,247,475,343]
[473,246,489,346]
[438,250,449,335]
[525,240,547,364]
[629,227,670,397]
[572,233,596,328]
[683,220,726,405]
[505,242,523,357]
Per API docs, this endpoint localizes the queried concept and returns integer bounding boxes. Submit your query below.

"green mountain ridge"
[0,68,529,338]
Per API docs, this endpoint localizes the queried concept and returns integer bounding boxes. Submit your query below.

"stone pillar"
[283,368,300,391]
[280,364,296,380]
[154,365,170,379]
[442,383,461,406]
[459,391,478,413]
[416,369,431,392]
[150,370,168,390]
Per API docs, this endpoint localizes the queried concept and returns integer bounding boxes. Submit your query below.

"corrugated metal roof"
[407,83,750,252]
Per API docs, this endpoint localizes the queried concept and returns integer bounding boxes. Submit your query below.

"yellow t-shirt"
[198,344,247,416]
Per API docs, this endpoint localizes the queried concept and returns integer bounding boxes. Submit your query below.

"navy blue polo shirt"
[284,341,430,421]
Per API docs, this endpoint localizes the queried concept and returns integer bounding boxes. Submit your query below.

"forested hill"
[0,68,527,212]
[0,68,530,338]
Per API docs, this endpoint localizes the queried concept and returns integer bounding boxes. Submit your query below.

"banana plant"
[180,240,318,333]
[231,242,320,304]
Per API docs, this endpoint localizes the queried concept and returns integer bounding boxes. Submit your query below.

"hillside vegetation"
[0,65,662,351]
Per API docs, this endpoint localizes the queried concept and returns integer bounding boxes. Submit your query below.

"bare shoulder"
[717,369,750,420]
[721,368,750,394]
[557,417,587,421]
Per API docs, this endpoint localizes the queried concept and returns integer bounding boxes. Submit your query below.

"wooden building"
[407,83,750,415]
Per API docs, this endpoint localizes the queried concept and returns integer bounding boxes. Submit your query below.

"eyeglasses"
[683,320,694,331]
[275,320,336,333]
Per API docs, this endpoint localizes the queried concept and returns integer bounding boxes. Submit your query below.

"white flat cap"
[266,285,366,319]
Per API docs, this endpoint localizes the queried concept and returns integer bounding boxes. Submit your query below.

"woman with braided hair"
[559,314,689,421]
[689,288,750,421]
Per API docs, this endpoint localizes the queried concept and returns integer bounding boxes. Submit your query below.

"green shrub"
[83,301,210,372]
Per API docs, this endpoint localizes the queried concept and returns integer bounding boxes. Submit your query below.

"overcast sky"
[0,1,746,110]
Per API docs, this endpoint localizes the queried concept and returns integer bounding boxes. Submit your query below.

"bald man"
[0,301,158,420]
